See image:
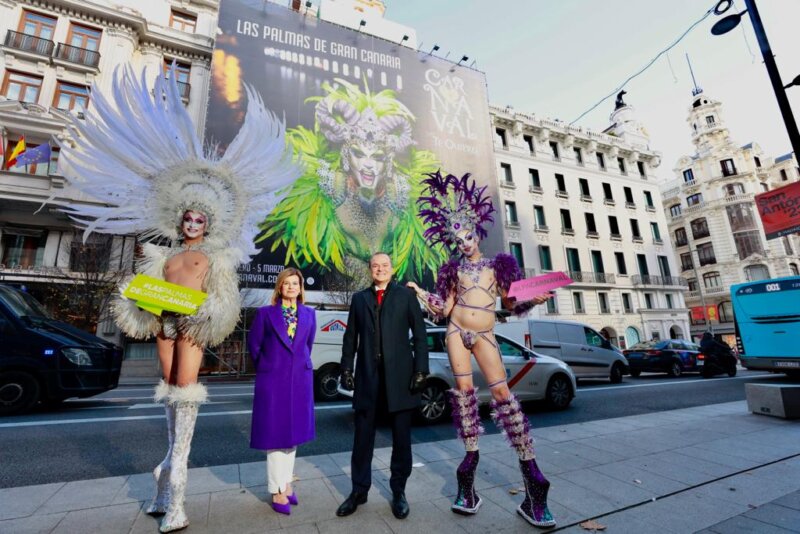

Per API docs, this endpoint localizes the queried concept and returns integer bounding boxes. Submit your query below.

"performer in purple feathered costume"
[406,171,556,528]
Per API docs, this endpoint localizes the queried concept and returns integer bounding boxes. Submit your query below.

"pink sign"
[507,271,574,301]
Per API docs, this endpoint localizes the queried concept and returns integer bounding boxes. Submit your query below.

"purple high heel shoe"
[287,492,298,506]
[271,490,291,515]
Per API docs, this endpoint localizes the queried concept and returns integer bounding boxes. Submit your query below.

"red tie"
[377,289,385,306]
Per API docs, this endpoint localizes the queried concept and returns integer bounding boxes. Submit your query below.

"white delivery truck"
[495,318,628,383]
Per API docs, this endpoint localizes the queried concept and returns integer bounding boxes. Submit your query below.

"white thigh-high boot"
[160,383,207,533]
[147,380,175,515]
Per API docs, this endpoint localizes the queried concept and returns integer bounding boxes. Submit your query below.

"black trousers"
[350,366,413,494]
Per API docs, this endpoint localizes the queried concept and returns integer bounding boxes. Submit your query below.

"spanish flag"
[7,136,26,168]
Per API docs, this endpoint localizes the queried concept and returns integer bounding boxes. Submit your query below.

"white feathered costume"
[55,66,300,347]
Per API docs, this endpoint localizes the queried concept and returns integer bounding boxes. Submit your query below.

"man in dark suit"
[336,252,429,519]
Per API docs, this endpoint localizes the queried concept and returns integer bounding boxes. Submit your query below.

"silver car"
[418,327,576,423]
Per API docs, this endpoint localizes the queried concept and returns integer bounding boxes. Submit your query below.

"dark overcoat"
[340,281,429,413]
[248,304,316,450]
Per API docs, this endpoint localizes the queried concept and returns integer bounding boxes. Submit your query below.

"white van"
[495,319,628,383]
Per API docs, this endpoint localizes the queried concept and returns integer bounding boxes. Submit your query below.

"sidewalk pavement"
[1,401,799,534]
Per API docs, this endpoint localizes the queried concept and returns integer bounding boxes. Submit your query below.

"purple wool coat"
[248,304,316,450]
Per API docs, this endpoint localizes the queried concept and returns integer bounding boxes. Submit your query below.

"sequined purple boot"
[491,394,556,528]
[448,388,484,514]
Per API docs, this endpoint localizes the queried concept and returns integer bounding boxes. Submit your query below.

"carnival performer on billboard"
[53,66,299,532]
[260,78,447,280]
[405,171,556,528]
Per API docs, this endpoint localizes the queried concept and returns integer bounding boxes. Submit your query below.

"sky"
[383,0,800,183]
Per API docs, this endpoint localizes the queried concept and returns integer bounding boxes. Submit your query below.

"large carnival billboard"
[207,0,498,289]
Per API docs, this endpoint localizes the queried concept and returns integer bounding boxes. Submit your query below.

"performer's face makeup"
[455,230,479,257]
[348,144,389,190]
[369,253,393,286]
[281,274,302,301]
[181,210,207,240]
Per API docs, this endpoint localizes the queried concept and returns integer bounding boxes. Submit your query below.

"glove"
[409,371,428,394]
[340,369,355,391]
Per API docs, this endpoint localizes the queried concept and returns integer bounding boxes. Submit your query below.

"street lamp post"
[689,248,712,335]
[711,0,800,158]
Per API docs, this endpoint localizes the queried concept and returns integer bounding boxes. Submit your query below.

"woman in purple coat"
[248,268,316,515]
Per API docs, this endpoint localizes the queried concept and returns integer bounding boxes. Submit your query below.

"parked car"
[495,318,628,383]
[0,285,123,415]
[624,339,704,377]
[337,327,577,424]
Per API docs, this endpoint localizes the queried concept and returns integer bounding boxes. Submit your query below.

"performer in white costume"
[55,66,299,532]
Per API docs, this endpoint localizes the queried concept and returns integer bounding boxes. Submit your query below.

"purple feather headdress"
[417,170,495,250]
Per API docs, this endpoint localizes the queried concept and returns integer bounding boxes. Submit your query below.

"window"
[164,60,191,99]
[790,263,799,276]
[733,231,764,260]
[591,250,605,273]
[719,301,734,323]
[665,294,674,309]
[4,140,55,175]
[69,234,111,272]
[624,186,634,205]
[720,158,737,177]
[683,169,695,183]
[754,156,762,168]
[500,163,513,183]
[723,183,745,196]
[637,161,646,177]
[675,228,688,246]
[680,252,693,272]
[608,216,620,237]
[598,292,610,313]
[19,10,57,40]
[686,193,703,206]
[510,242,524,269]
[761,182,769,192]
[630,219,641,239]
[574,147,583,165]
[566,248,581,272]
[170,9,197,33]
[573,292,585,313]
[539,245,552,271]
[505,202,518,225]
[617,157,627,174]
[637,254,650,276]
[670,204,682,217]
[425,332,446,353]
[644,191,654,208]
[555,173,566,193]
[622,293,633,313]
[697,243,716,266]
[534,205,546,227]
[726,204,757,232]
[602,182,614,201]
[560,209,573,233]
[549,141,560,160]
[546,295,558,314]
[703,272,722,288]
[615,252,627,275]
[53,82,89,112]
[579,178,590,197]
[67,23,102,51]
[783,236,794,256]
[644,293,653,309]
[585,213,597,234]
[650,222,661,242]
[1,228,48,268]
[523,134,534,154]
[705,115,715,125]
[687,278,698,292]
[780,169,788,181]
[1,71,43,104]
[596,151,606,169]
[497,338,525,358]
[690,218,710,239]
[529,168,540,188]
[745,264,770,281]
[657,255,671,278]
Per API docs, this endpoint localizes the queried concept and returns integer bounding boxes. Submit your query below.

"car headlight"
[62,348,92,366]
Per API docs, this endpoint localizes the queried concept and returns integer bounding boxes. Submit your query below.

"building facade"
[660,91,800,344]
[492,101,690,348]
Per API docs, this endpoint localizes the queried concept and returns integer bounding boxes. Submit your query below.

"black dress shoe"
[336,491,368,517]
[391,491,409,519]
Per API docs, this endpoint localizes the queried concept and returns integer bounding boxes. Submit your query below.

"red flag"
[7,136,26,167]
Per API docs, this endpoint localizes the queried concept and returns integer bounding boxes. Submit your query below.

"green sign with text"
[123,274,207,316]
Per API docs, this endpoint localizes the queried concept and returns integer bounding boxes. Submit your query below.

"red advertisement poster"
[691,306,705,321]
[755,181,800,240]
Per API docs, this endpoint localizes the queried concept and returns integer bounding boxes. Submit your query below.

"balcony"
[580,194,592,202]
[499,180,516,189]
[683,179,697,188]
[653,238,663,245]
[586,231,599,239]
[176,81,191,100]
[3,30,54,57]
[534,224,549,233]
[675,239,689,248]
[529,185,543,194]
[54,43,100,70]
[556,190,568,199]
[561,228,575,236]
[610,233,622,241]
[631,275,688,287]
[632,236,644,243]
[569,271,616,285]
[646,205,656,212]
[505,221,520,230]
[524,268,537,278]
[604,198,615,206]
[625,202,636,209]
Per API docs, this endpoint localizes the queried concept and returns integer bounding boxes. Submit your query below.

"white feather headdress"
[55,65,300,263]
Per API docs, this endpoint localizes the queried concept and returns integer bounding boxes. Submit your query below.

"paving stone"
[411,442,463,463]
[328,451,388,475]
[184,463,242,495]
[743,502,800,531]
[695,471,800,509]
[706,514,796,534]
[0,483,64,520]
[773,491,800,512]
[570,507,681,534]
[542,475,618,518]
[111,472,153,504]
[573,435,652,458]
[37,476,128,514]
[206,486,281,533]
[558,468,654,507]
[129,493,210,534]
[0,512,66,534]
[630,490,749,533]
[671,445,758,471]
[430,494,515,534]
[590,460,689,495]
[266,524,319,533]
[378,499,468,534]
[51,501,141,534]
[240,460,268,488]
[276,477,342,529]
[316,510,393,534]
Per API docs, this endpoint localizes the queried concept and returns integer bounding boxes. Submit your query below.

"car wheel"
[727,365,737,377]
[609,362,624,384]
[418,380,449,424]
[314,364,341,402]
[545,374,572,410]
[668,361,682,378]
[629,370,641,378]
[0,371,40,415]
